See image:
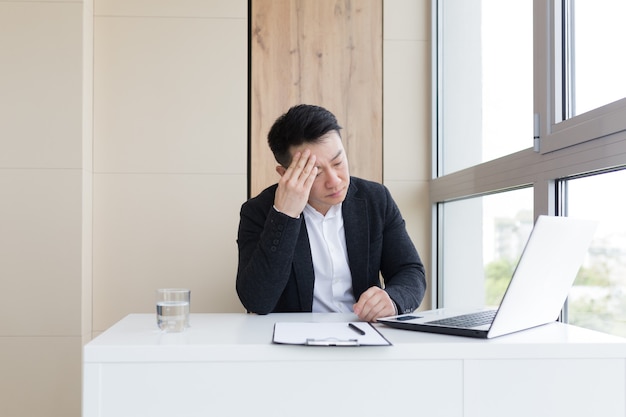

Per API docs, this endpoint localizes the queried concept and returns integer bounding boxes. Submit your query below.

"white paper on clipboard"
[272,322,392,346]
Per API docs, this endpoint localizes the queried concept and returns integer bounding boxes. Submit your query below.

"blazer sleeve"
[378,186,427,314]
[235,195,303,314]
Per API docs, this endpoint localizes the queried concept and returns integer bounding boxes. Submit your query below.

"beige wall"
[91,0,248,335]
[383,0,432,309]
[1,1,86,416]
[0,1,430,416]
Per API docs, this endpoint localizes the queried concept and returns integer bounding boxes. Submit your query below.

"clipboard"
[272,322,392,346]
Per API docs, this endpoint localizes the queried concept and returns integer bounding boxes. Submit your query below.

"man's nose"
[326,170,341,187]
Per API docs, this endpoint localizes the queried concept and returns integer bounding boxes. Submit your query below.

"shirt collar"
[303,203,342,220]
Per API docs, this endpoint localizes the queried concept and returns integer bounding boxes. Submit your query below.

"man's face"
[288,131,350,215]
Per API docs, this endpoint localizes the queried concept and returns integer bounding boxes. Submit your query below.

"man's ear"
[276,165,286,177]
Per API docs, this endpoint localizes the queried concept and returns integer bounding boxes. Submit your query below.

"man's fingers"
[283,150,316,185]
[361,299,385,322]
[295,152,316,183]
[282,151,303,179]
[354,287,394,322]
[303,166,318,189]
[274,150,317,218]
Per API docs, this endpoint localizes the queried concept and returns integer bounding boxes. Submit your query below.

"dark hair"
[267,104,342,167]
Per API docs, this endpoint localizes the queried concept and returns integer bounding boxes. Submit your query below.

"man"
[236,104,426,321]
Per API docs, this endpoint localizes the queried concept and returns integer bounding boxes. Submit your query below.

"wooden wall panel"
[250,0,383,197]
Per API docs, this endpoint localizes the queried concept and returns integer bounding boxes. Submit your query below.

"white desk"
[83,313,626,417]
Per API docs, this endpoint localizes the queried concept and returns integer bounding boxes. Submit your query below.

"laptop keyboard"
[427,310,497,328]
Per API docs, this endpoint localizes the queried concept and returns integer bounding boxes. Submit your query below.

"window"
[563,169,626,337]
[439,188,533,309]
[537,0,626,153]
[437,0,532,175]
[432,0,626,337]
[570,0,626,117]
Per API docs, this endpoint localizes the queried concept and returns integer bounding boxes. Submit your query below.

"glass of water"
[156,288,191,332]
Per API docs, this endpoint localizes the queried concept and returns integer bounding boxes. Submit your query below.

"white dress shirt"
[303,203,355,312]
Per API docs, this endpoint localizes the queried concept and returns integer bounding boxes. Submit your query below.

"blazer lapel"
[342,183,370,297]
[292,220,315,310]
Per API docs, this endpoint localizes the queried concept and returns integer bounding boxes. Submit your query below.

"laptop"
[379,215,598,338]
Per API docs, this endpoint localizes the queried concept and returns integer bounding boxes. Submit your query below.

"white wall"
[0,1,430,416]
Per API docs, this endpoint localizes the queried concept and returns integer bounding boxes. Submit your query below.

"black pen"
[348,323,366,336]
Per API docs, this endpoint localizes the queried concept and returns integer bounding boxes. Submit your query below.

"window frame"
[430,0,626,310]
[535,0,626,154]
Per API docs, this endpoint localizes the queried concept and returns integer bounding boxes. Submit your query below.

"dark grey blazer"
[236,176,426,315]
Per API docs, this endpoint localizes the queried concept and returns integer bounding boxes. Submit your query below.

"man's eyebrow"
[331,149,343,161]
[316,149,344,170]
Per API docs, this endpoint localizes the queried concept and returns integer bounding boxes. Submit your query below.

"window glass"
[440,187,533,308]
[439,0,532,175]
[571,0,626,116]
[433,0,626,340]
[565,169,626,337]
